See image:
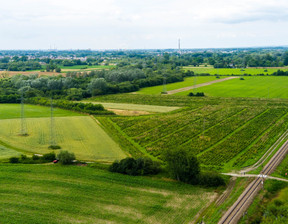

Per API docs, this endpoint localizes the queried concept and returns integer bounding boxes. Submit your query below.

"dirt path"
[222,173,288,182]
[166,76,237,94]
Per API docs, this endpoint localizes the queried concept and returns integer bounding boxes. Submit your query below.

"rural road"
[166,76,237,94]
[218,137,288,224]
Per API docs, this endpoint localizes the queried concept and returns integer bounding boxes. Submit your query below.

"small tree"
[164,148,200,184]
[57,150,75,165]
[55,67,61,73]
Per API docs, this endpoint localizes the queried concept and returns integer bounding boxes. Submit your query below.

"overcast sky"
[1,0,288,50]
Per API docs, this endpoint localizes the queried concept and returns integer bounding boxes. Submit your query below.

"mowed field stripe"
[167,77,237,94]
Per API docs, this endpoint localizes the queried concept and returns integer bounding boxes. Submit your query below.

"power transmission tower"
[178,38,181,54]
[50,98,56,146]
[20,91,28,136]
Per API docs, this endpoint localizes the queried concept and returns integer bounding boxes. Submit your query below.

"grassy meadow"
[0,164,216,224]
[175,76,288,98]
[183,66,288,75]
[0,104,80,119]
[136,76,221,95]
[0,116,126,161]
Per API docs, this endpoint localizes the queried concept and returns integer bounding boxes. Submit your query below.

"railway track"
[218,139,288,224]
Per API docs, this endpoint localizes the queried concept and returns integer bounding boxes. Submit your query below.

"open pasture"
[0,104,80,119]
[0,164,216,224]
[175,76,288,98]
[0,116,126,161]
[136,76,221,95]
[183,66,288,75]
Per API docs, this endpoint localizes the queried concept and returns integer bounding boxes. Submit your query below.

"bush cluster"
[9,152,56,164]
[57,150,76,165]
[188,92,205,97]
[26,97,115,115]
[109,157,161,176]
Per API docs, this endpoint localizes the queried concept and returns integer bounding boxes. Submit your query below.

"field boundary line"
[167,76,237,94]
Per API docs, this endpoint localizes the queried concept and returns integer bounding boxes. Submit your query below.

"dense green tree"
[164,148,200,183]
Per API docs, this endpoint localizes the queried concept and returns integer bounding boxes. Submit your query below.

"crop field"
[0,116,126,161]
[0,164,216,224]
[136,76,221,95]
[0,104,80,119]
[183,66,288,75]
[175,76,288,99]
[105,99,288,171]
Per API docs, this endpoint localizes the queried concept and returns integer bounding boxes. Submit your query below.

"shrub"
[9,157,19,163]
[48,145,61,150]
[20,154,27,160]
[32,154,40,160]
[109,157,160,176]
[197,172,226,187]
[188,92,205,97]
[57,150,76,165]
[43,152,56,162]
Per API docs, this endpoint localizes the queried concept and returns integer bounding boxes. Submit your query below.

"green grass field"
[175,76,288,98]
[136,76,221,95]
[0,104,80,119]
[183,66,288,75]
[0,164,216,224]
[0,116,126,161]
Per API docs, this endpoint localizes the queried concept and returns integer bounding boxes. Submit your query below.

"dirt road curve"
[218,139,288,224]
[166,76,237,94]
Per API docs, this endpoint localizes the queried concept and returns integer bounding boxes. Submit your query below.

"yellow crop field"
[0,116,126,162]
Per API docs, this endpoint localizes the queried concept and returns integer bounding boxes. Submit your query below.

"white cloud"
[0,0,288,49]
